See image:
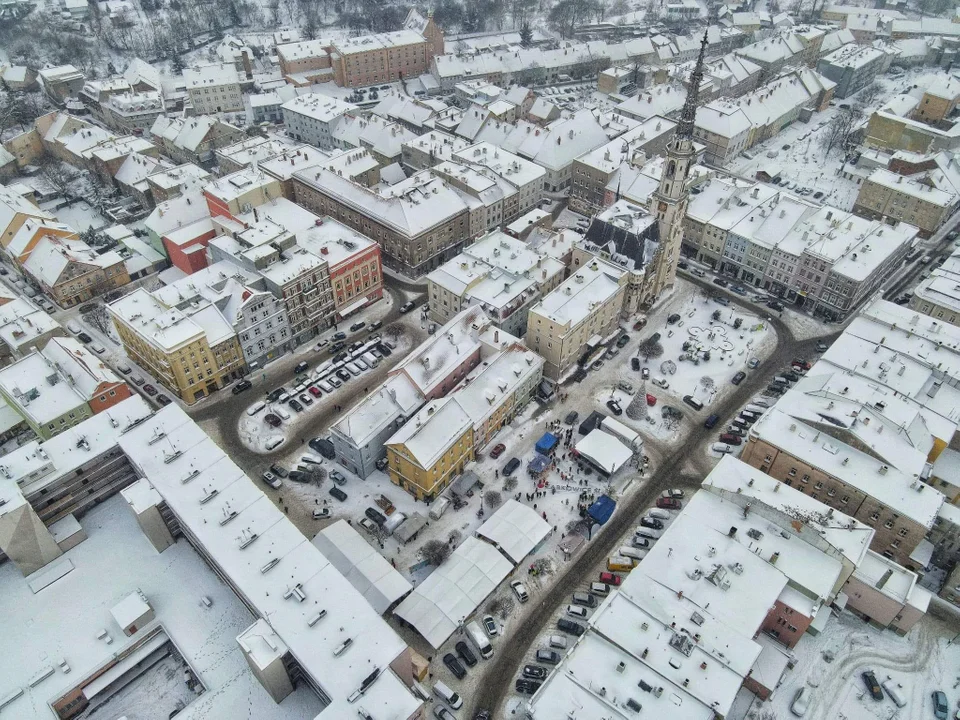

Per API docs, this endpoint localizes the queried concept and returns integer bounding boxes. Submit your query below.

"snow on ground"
[47,200,110,232]
[760,610,960,720]
[554,208,590,230]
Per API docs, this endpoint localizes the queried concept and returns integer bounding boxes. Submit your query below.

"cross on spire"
[676,30,709,140]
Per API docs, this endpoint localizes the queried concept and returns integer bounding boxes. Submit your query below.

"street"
[463,285,840,719]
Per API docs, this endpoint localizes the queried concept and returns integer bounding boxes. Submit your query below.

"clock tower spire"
[645,30,708,305]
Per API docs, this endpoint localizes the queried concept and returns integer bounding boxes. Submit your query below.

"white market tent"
[393,536,513,648]
[476,499,551,564]
[312,520,413,615]
[575,429,633,475]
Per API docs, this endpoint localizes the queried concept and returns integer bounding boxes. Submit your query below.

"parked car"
[455,641,477,667]
[399,301,416,314]
[747,357,760,369]
[767,300,784,311]
[329,486,348,502]
[606,399,623,416]
[718,432,742,445]
[299,393,312,405]
[712,442,734,454]
[288,398,303,412]
[365,507,386,525]
[790,687,810,717]
[564,411,579,425]
[713,277,728,287]
[598,571,622,585]
[368,320,382,330]
[682,395,703,411]
[143,384,158,396]
[77,332,92,343]
[731,371,746,385]
[309,437,336,459]
[434,704,457,720]
[482,615,498,636]
[522,665,547,680]
[536,649,561,665]
[667,313,681,324]
[640,516,664,529]
[330,470,347,486]
[443,653,466,680]
[715,295,730,306]
[642,367,651,380]
[515,679,541,695]
[932,690,949,720]
[270,463,288,477]
[294,361,309,374]
[792,358,811,370]
[633,318,647,330]
[503,457,521,476]
[630,357,641,371]
[510,579,529,603]
[816,341,829,352]
[489,443,506,459]
[232,379,253,394]
[261,471,281,489]
[349,321,365,332]
[616,334,630,348]
[90,343,106,354]
[656,497,681,510]
[617,381,633,393]
[861,671,883,701]
[265,413,282,427]
[157,395,171,406]
[556,618,585,636]
[309,385,322,397]
[704,414,720,429]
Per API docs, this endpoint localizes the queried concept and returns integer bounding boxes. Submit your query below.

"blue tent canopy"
[528,453,552,474]
[535,432,559,455]
[587,495,616,525]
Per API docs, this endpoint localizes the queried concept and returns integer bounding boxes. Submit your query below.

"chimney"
[241,49,253,80]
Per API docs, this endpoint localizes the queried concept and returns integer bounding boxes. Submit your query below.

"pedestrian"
[284,506,289,514]
[315,499,318,504]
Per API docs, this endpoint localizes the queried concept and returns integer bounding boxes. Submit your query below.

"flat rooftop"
[0,494,325,720]
[530,257,624,329]
[748,408,945,529]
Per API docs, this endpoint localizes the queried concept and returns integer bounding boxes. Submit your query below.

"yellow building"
[108,288,246,404]
[853,168,957,238]
[386,397,474,500]
[525,258,628,380]
[915,76,960,125]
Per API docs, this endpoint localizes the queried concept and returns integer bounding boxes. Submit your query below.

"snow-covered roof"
[23,235,124,287]
[452,344,544,429]
[578,115,676,174]
[393,536,513,648]
[865,168,957,208]
[184,62,242,90]
[0,298,61,351]
[705,455,874,570]
[294,166,468,238]
[385,396,472,469]
[312,519,412,614]
[527,630,716,720]
[748,408,945,529]
[277,38,332,62]
[146,163,211,192]
[332,374,424,447]
[696,100,752,140]
[0,351,88,425]
[117,405,422,717]
[575,428,633,475]
[454,141,545,189]
[151,115,227,153]
[476,499,550,564]
[215,136,294,170]
[401,129,469,165]
[618,84,687,121]
[282,92,358,123]
[852,549,927,611]
[0,184,54,236]
[41,336,124,400]
[530,257,624,329]
[332,29,425,55]
[108,287,207,352]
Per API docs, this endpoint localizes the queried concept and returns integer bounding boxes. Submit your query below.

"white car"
[712,442,734,454]
[510,579,529,603]
[90,343,106,354]
[66,321,82,334]
[790,687,810,717]
[359,517,378,534]
[312,507,331,519]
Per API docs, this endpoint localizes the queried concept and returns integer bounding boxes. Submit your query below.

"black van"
[329,486,348,502]
[295,361,309,374]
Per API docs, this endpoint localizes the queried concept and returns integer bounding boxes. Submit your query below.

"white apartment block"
[281,94,358,150]
[185,63,245,114]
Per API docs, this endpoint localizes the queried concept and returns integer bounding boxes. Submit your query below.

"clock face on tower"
[658,201,668,212]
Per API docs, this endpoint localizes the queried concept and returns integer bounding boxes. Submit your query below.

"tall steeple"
[643,30,709,306]
[676,29,709,141]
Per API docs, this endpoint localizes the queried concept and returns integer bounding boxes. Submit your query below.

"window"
[884,520,894,529]
[869,512,880,522]
[898,527,908,537]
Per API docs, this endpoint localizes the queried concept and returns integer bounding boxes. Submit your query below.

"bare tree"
[485,593,516,619]
[37,156,81,199]
[447,529,462,545]
[819,105,862,158]
[83,304,113,335]
[700,375,715,390]
[855,81,884,109]
[420,539,451,566]
[503,476,518,492]
[638,337,664,360]
[484,490,503,510]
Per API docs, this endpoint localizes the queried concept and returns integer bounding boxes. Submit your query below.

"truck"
[465,620,493,659]
[428,496,450,520]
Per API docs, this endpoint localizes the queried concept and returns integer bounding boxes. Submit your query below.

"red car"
[646,393,657,406]
[490,443,506,459]
[656,497,682,510]
[143,384,157,396]
[599,571,623,586]
[309,385,322,397]
[718,432,742,445]
[792,358,812,370]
